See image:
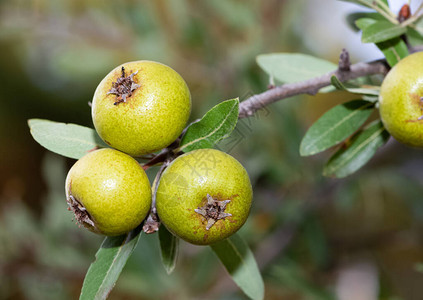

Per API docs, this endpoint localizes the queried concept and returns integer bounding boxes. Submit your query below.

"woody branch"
[238,49,389,118]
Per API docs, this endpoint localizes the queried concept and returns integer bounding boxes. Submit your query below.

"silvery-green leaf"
[180,99,239,152]
[28,119,107,159]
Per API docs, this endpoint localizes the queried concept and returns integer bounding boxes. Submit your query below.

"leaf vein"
[38,132,97,146]
[96,234,130,299]
[226,238,259,287]
[305,102,373,152]
[180,102,238,150]
[329,126,384,173]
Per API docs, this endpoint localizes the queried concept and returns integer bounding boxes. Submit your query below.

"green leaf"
[361,20,406,43]
[376,37,409,67]
[179,98,239,152]
[28,119,107,159]
[300,100,374,156]
[211,234,264,300]
[406,27,423,47]
[355,17,409,67]
[347,12,383,31]
[256,53,337,84]
[158,226,179,274]
[355,17,379,30]
[330,75,380,96]
[413,16,423,36]
[323,120,390,178]
[80,227,142,300]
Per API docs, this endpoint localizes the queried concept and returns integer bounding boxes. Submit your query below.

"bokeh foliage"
[2,0,423,299]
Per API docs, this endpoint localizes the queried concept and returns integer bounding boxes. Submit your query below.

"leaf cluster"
[256,0,423,178]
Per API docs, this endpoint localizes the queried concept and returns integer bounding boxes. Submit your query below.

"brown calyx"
[67,194,96,229]
[107,67,140,105]
[195,194,232,230]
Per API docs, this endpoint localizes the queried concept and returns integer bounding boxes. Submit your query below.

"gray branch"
[238,56,389,118]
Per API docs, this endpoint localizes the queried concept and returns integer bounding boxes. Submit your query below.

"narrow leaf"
[355,17,379,30]
[80,227,142,300]
[257,53,337,84]
[180,98,239,152]
[330,75,379,96]
[323,120,390,178]
[211,234,264,300]
[158,226,179,274]
[300,100,374,156]
[406,27,423,47]
[355,17,409,67]
[28,119,107,159]
[413,16,423,36]
[376,37,409,67]
[361,20,406,43]
[347,12,383,31]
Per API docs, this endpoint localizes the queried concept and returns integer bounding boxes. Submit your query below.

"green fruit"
[65,148,152,236]
[92,61,191,157]
[156,149,252,245]
[379,52,423,147]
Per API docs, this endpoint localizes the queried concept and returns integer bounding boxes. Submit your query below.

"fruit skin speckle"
[92,61,191,157]
[155,149,252,245]
[379,52,423,147]
[65,148,152,236]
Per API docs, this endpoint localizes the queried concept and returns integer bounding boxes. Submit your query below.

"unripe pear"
[379,52,423,147]
[92,61,191,156]
[156,149,253,245]
[65,149,152,236]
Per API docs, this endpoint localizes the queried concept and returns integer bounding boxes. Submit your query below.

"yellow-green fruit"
[65,148,152,236]
[92,61,191,157]
[156,149,252,245]
[379,52,423,147]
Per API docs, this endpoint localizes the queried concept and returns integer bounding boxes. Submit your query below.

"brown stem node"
[338,48,351,72]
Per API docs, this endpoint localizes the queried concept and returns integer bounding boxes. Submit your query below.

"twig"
[374,0,397,18]
[414,1,423,16]
[401,14,422,27]
[369,0,399,24]
[142,148,171,170]
[348,0,398,24]
[238,52,388,118]
[142,158,170,234]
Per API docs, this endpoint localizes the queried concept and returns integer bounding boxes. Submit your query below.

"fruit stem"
[142,123,192,170]
[142,159,171,234]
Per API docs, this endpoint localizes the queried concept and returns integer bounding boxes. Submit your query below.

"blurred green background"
[2,0,423,299]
